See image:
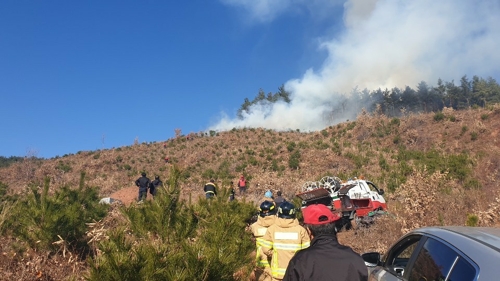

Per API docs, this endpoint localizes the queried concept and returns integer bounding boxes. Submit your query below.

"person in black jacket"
[203,179,217,199]
[283,204,368,281]
[150,175,162,197]
[135,172,151,202]
[274,190,286,207]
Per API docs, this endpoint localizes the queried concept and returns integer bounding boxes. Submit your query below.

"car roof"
[411,226,500,277]
[415,226,500,251]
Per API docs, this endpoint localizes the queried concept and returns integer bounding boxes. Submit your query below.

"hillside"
[0,105,499,280]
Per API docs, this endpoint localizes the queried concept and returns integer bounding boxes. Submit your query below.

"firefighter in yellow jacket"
[250,200,277,281]
[261,201,310,280]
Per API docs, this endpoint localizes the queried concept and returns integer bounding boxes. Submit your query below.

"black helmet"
[141,172,146,177]
[155,175,159,180]
[259,200,276,217]
[278,201,296,219]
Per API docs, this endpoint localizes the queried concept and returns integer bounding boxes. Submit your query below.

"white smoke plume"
[212,0,500,132]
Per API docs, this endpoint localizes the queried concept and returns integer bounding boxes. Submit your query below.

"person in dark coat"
[274,190,286,207]
[135,172,151,202]
[150,175,162,197]
[203,179,217,199]
[229,181,236,202]
[283,204,368,281]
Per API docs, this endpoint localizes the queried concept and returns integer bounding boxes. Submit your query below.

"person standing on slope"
[282,204,368,281]
[135,172,151,202]
[274,191,286,207]
[203,179,217,199]
[238,174,247,195]
[261,201,310,281]
[229,181,236,202]
[150,175,162,197]
[250,200,277,281]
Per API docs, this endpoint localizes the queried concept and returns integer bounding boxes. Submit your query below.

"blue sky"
[2,0,500,158]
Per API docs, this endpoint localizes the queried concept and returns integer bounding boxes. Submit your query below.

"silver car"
[362,226,500,281]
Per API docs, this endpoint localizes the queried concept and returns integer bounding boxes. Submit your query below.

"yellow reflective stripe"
[205,191,215,194]
[271,267,286,277]
[273,242,302,251]
[260,239,273,248]
[256,237,266,247]
[302,241,310,248]
[257,260,270,267]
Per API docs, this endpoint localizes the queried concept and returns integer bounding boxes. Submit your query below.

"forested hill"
[239,76,500,122]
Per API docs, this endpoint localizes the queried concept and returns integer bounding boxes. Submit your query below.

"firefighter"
[203,179,217,199]
[261,202,310,280]
[282,204,368,281]
[250,200,277,281]
[135,172,151,202]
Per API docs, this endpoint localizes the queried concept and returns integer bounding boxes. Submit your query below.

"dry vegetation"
[0,105,500,280]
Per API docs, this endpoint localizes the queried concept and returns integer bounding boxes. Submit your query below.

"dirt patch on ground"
[107,186,154,206]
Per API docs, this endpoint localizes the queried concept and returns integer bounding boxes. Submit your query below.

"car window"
[409,237,459,281]
[384,235,422,277]
[446,256,476,281]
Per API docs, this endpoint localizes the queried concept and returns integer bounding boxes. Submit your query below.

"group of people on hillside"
[250,199,367,281]
[203,175,247,201]
[135,172,163,202]
[200,175,367,280]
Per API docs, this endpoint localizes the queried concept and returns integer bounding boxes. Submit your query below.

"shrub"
[5,173,107,254]
[344,152,367,169]
[470,132,478,141]
[464,178,481,190]
[286,142,296,152]
[433,111,445,121]
[288,150,301,169]
[235,163,247,172]
[466,214,479,227]
[379,155,390,171]
[461,126,468,136]
[480,113,489,120]
[393,135,401,144]
[202,168,217,180]
[312,140,329,150]
[346,121,356,130]
[0,181,7,198]
[271,159,279,172]
[56,161,72,173]
[390,117,400,126]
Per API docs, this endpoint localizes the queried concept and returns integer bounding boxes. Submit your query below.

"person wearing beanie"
[274,191,285,207]
[282,204,368,281]
[135,172,151,202]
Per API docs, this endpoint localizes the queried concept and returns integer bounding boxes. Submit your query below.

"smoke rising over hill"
[212,0,500,132]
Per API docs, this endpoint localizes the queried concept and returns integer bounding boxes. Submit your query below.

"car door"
[369,235,424,281]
